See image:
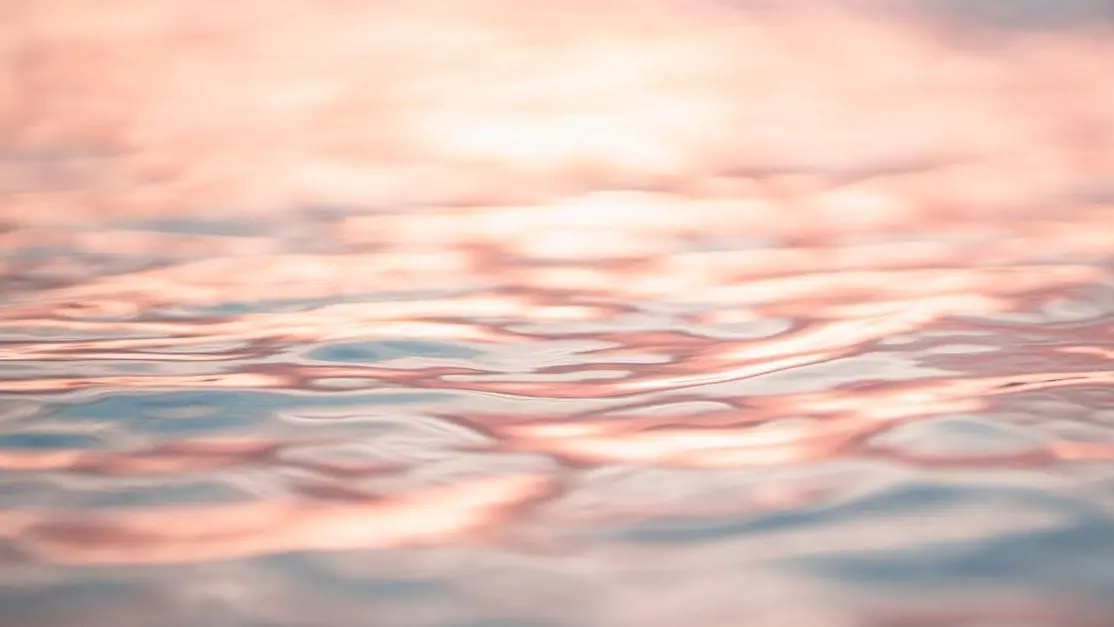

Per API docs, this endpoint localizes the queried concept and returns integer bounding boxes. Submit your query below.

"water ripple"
[3,2,1114,625]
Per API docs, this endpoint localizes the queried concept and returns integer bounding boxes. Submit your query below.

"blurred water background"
[2,1,1114,625]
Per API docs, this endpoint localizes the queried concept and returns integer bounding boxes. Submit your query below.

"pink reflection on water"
[1,1,1114,624]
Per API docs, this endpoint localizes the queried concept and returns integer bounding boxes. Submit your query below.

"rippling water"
[3,2,1114,626]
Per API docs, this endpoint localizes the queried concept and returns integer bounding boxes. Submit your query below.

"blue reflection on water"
[792,517,1114,598]
[308,340,481,364]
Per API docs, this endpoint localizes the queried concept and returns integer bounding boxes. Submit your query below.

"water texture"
[2,2,1114,626]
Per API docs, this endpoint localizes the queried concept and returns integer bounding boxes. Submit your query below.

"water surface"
[2,2,1114,626]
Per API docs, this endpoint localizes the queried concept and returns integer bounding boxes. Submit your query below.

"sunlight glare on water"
[2,1,1114,625]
